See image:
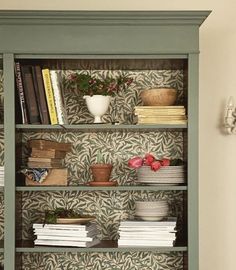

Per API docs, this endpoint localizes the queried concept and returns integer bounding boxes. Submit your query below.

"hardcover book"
[50,70,68,125]
[31,148,67,159]
[28,139,71,152]
[42,68,58,125]
[20,65,41,124]
[14,62,28,124]
[32,66,50,124]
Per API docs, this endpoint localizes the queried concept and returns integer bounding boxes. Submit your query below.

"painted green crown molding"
[0,10,211,26]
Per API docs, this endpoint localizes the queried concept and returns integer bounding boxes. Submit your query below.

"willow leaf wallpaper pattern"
[0,71,4,265]
[21,252,183,270]
[14,68,186,269]
[0,130,4,241]
[19,190,184,240]
[20,130,183,186]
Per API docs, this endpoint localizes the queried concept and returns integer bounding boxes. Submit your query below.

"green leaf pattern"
[21,130,183,186]
[19,190,184,241]
[0,130,4,241]
[21,252,183,270]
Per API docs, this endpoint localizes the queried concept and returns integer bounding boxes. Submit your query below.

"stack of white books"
[118,217,177,247]
[33,222,100,248]
[0,166,4,187]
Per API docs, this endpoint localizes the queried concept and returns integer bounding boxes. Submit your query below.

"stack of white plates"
[135,200,169,221]
[0,166,4,187]
[136,165,185,185]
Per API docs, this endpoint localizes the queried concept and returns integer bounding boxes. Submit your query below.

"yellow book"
[138,115,187,120]
[42,69,58,125]
[135,111,186,116]
[135,106,185,109]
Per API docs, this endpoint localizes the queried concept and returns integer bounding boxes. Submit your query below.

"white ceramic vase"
[83,95,111,123]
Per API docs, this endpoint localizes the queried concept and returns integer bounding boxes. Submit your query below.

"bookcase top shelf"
[0,11,210,55]
[0,10,210,25]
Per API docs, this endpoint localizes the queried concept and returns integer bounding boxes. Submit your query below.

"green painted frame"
[0,10,211,270]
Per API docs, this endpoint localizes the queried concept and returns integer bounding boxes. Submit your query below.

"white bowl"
[135,200,168,210]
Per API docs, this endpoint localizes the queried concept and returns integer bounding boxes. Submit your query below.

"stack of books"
[0,166,4,187]
[15,63,68,125]
[134,106,187,124]
[33,222,100,247]
[22,139,72,185]
[118,217,177,247]
[27,139,71,168]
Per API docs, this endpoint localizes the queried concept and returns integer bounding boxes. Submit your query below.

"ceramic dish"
[56,217,96,224]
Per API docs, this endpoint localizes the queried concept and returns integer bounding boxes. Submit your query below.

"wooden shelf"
[16,240,187,253]
[16,185,187,192]
[16,124,187,132]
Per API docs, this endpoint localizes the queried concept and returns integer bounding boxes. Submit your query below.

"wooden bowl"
[140,88,177,106]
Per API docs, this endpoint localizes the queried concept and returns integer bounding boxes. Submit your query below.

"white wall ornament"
[225,96,236,134]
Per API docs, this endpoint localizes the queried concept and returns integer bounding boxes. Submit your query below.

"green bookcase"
[0,11,210,270]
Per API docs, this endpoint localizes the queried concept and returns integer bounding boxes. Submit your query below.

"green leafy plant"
[68,73,133,96]
[96,150,104,163]
[44,208,81,224]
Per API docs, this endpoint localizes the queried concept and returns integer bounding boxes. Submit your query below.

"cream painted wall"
[1,1,236,270]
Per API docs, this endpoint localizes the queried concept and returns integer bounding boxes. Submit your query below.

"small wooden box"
[25,168,68,186]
